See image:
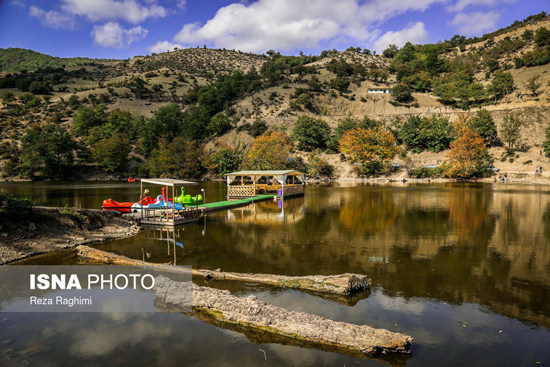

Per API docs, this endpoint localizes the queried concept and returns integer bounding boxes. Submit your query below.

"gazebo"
[225,170,305,198]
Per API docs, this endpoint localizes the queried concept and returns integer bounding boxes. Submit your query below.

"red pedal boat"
[128,177,137,182]
[102,197,152,213]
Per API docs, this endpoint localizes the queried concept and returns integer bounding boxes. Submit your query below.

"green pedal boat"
[174,187,203,206]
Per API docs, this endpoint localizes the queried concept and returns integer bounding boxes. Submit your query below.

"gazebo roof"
[140,178,198,186]
[225,170,305,176]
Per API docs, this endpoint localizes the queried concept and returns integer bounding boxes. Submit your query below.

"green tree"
[291,116,331,151]
[29,81,49,95]
[535,27,550,47]
[0,91,15,103]
[149,137,205,178]
[488,71,514,100]
[401,71,432,92]
[73,104,108,136]
[330,77,350,91]
[526,74,541,96]
[468,110,498,146]
[393,42,416,65]
[543,121,550,157]
[500,110,522,149]
[18,124,81,179]
[382,44,400,58]
[207,112,232,136]
[205,143,244,177]
[91,133,131,173]
[249,118,268,137]
[392,83,412,103]
[139,103,185,157]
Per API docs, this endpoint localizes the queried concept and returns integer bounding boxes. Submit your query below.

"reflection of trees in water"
[338,189,398,235]
[541,206,550,240]
[497,197,519,245]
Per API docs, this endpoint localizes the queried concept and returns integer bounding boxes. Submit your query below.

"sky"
[0,0,547,59]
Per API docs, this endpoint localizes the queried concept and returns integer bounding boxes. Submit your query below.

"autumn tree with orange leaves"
[339,127,398,175]
[243,131,294,170]
[444,124,493,179]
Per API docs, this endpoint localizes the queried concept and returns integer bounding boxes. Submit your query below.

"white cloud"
[10,0,26,7]
[372,22,430,52]
[91,22,148,48]
[149,40,184,53]
[171,0,445,53]
[29,6,77,30]
[61,0,167,24]
[449,11,500,36]
[176,0,186,10]
[359,0,448,25]
[448,0,516,12]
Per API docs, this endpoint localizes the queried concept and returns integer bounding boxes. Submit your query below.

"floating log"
[76,245,370,296]
[154,275,413,359]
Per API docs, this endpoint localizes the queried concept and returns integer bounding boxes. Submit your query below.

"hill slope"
[0,48,116,73]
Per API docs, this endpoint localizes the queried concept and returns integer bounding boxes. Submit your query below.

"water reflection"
[95,183,550,331]
[2,181,550,366]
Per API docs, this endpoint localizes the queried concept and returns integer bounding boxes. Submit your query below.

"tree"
[73,104,108,136]
[91,133,131,173]
[543,122,550,157]
[291,116,331,151]
[0,92,15,103]
[392,83,412,103]
[401,71,432,92]
[468,110,498,146]
[445,126,493,179]
[393,42,416,65]
[18,124,81,179]
[330,77,350,91]
[249,118,268,138]
[488,71,514,100]
[382,44,400,58]
[149,137,205,179]
[29,81,49,95]
[535,27,550,47]
[207,112,232,136]
[243,132,293,170]
[139,103,185,157]
[399,115,455,153]
[339,127,398,175]
[526,74,541,96]
[205,142,244,177]
[500,110,522,150]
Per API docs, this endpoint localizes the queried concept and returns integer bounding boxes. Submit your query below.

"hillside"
[0,48,116,73]
[2,12,550,182]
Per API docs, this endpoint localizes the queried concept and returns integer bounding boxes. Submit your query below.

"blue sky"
[0,0,547,59]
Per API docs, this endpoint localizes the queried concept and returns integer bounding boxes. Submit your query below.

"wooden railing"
[228,185,255,197]
[141,206,200,223]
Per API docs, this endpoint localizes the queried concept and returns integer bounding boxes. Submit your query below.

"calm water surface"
[1,181,549,366]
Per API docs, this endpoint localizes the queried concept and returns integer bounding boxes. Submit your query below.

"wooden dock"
[130,195,277,226]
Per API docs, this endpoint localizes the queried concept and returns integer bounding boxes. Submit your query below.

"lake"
[0,180,549,366]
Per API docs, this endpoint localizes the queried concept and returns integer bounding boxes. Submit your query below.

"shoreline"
[2,173,550,265]
[0,208,139,265]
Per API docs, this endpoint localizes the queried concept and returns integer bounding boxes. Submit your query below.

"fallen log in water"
[154,275,413,359]
[76,245,370,296]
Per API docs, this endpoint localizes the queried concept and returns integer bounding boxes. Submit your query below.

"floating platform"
[131,195,278,226]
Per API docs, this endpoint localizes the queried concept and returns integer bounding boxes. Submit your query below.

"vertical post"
[140,180,143,221]
[171,185,175,223]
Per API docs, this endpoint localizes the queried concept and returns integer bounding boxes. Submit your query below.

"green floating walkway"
[199,195,275,213]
